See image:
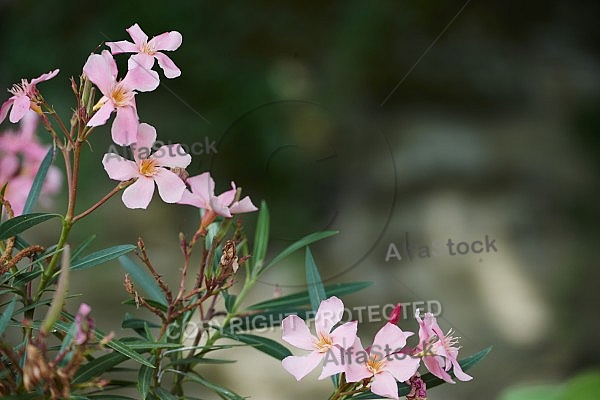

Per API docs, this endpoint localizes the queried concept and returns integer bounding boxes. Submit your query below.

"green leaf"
[119,255,167,306]
[247,281,373,311]
[305,247,326,313]
[182,372,246,400]
[223,291,236,313]
[138,360,153,400]
[88,396,138,400]
[167,357,236,367]
[0,213,60,240]
[71,234,97,260]
[260,230,339,275]
[0,296,17,335]
[22,147,54,215]
[153,388,178,400]
[122,315,161,330]
[252,201,269,272]
[222,309,310,332]
[71,245,136,271]
[73,352,129,384]
[222,332,291,361]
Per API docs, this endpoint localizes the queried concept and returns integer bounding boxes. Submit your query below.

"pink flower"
[83,50,159,146]
[415,311,472,383]
[102,123,191,209]
[178,172,257,227]
[281,296,358,381]
[74,303,95,345]
[0,111,62,215]
[345,323,420,400]
[106,23,182,79]
[0,69,59,124]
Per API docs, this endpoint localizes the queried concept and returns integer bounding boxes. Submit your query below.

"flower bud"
[388,303,402,325]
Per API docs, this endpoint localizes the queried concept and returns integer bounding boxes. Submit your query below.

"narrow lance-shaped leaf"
[305,247,326,313]
[119,255,167,306]
[252,201,269,273]
[259,230,339,275]
[247,281,373,311]
[0,213,61,240]
[22,146,54,215]
[0,296,17,336]
[221,332,291,361]
[70,244,136,272]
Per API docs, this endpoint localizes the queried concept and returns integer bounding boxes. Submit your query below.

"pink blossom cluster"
[90,24,257,213]
[0,111,61,215]
[281,296,471,399]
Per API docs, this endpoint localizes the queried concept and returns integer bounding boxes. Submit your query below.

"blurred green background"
[2,0,600,398]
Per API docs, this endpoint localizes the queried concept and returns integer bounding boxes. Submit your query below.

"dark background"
[1,1,599,398]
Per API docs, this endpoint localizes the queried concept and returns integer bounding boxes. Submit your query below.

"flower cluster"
[80,24,257,212]
[0,111,61,215]
[281,297,471,399]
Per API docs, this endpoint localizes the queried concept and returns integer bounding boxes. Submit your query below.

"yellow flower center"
[110,83,133,107]
[314,333,333,353]
[140,42,156,55]
[139,159,158,177]
[366,355,386,375]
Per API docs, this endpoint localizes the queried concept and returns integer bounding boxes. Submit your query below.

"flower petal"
[315,296,344,336]
[177,189,202,208]
[30,69,59,86]
[153,168,186,203]
[83,51,116,95]
[209,195,232,217]
[450,358,473,382]
[106,40,138,54]
[371,371,399,400]
[154,52,181,78]
[216,182,236,207]
[149,31,182,51]
[372,323,408,357]
[229,196,258,214]
[121,177,154,209]
[128,53,155,72]
[122,65,159,92]
[0,98,14,124]
[186,172,214,206]
[318,347,346,380]
[282,352,322,382]
[330,321,358,350]
[87,100,114,127]
[345,338,372,382]
[385,355,420,383]
[152,144,191,168]
[281,315,315,351]
[423,355,453,383]
[112,106,139,146]
[8,95,30,123]
[126,23,148,46]
[102,153,138,181]
[133,123,157,161]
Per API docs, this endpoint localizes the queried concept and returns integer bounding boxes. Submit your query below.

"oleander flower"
[106,23,182,78]
[281,296,358,381]
[0,69,59,124]
[102,123,191,209]
[178,172,257,227]
[415,311,472,383]
[345,323,420,399]
[83,50,159,145]
[0,111,62,215]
